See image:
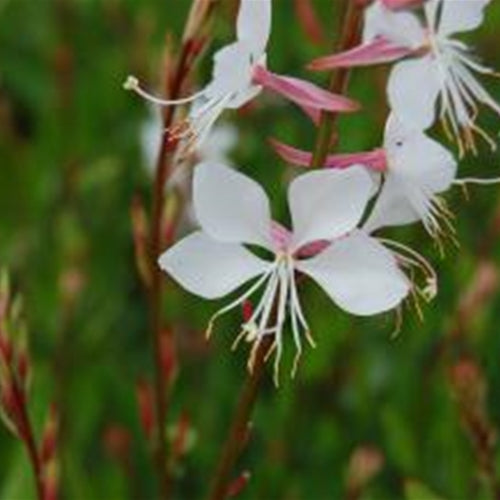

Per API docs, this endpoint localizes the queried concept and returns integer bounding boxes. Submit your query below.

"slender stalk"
[207,337,273,500]
[207,3,366,499]
[310,0,367,168]
[148,41,192,500]
[7,374,44,500]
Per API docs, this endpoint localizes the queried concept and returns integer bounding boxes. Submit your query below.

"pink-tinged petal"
[270,138,388,172]
[253,65,359,113]
[296,240,331,258]
[271,221,292,252]
[269,139,314,167]
[381,0,425,10]
[308,37,415,71]
[326,149,388,172]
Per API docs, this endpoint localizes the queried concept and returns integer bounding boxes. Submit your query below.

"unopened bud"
[41,405,58,465]
[0,334,12,365]
[449,358,485,408]
[182,0,214,44]
[16,349,30,389]
[294,0,325,47]
[42,460,59,500]
[136,379,155,441]
[160,331,177,385]
[103,424,131,461]
[226,471,251,498]
[346,446,384,493]
[130,195,151,287]
[0,268,9,319]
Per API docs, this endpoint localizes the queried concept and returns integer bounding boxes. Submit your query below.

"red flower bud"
[160,331,177,385]
[136,379,155,441]
[0,334,12,365]
[16,350,30,388]
[41,405,58,465]
[226,471,251,498]
[103,424,131,461]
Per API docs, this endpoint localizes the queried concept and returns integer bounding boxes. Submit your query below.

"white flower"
[365,114,458,246]
[158,163,410,382]
[311,0,499,154]
[378,0,498,153]
[125,0,357,153]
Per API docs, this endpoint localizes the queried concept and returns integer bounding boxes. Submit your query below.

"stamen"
[123,75,205,106]
[206,268,274,339]
[454,177,500,187]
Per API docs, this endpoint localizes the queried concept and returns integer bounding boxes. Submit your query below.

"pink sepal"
[270,138,387,172]
[381,0,425,10]
[308,36,414,70]
[253,64,360,113]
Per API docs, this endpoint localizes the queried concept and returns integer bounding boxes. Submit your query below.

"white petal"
[363,175,420,232]
[437,0,490,36]
[363,1,426,47]
[365,116,457,232]
[288,166,374,250]
[158,231,270,299]
[193,162,273,248]
[296,231,410,316]
[384,114,457,193]
[388,56,441,130]
[236,0,271,56]
[205,42,256,103]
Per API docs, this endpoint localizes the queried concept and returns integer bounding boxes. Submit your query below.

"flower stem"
[207,336,273,500]
[310,0,367,168]
[149,40,194,500]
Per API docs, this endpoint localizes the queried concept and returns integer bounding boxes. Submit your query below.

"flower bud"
[16,349,30,389]
[226,471,251,498]
[182,0,214,44]
[0,334,12,365]
[160,330,177,385]
[136,379,155,441]
[41,405,58,465]
[103,424,131,462]
[130,195,152,288]
[346,445,384,494]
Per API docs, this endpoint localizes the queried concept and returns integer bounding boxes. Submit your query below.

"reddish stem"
[310,0,367,168]
[10,379,44,500]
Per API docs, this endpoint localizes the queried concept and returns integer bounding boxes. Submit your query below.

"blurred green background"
[2,0,500,498]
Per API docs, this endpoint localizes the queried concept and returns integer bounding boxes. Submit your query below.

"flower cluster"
[127,0,499,384]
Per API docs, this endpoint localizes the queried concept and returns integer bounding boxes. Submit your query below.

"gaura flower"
[124,0,359,152]
[309,0,499,155]
[159,163,410,383]
[271,114,458,246]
